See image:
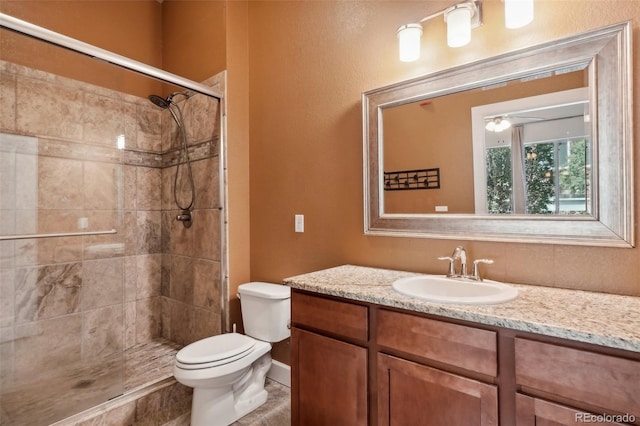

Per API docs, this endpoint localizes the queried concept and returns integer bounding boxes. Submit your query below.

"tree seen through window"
[486,138,590,215]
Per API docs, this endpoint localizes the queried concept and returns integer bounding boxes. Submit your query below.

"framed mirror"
[363,22,633,247]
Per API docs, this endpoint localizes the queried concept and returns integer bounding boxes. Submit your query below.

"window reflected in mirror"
[472,86,591,215]
[486,136,591,215]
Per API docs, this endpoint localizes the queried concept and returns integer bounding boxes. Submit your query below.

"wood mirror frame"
[363,22,633,247]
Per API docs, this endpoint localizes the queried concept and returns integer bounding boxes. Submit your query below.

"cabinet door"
[516,394,629,426]
[377,354,498,426]
[515,338,640,420]
[291,328,367,426]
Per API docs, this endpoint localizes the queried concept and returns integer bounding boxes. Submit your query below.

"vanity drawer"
[376,309,497,377]
[515,338,640,417]
[291,291,368,343]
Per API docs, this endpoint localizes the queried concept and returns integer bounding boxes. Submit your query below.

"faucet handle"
[472,259,494,281]
[437,256,455,277]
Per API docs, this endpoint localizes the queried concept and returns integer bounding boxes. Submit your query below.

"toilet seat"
[176,333,256,370]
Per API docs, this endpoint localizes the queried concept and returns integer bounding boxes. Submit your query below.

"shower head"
[148,91,192,109]
[148,94,170,109]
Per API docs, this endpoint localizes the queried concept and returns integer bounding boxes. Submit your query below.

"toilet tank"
[238,282,291,342]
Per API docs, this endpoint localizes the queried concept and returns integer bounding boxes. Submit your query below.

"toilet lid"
[176,333,256,365]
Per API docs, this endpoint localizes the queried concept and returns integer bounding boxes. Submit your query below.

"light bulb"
[397,24,423,62]
[505,0,534,29]
[486,117,512,132]
[497,118,512,132]
[446,4,472,48]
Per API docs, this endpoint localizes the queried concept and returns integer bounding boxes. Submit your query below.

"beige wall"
[0,0,227,97]
[0,1,162,63]
[225,1,252,333]
[0,0,164,97]
[162,0,226,82]
[247,0,640,296]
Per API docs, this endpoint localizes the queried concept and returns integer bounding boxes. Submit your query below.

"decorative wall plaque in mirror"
[363,22,633,247]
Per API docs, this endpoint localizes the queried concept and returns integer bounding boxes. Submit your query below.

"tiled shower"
[0,39,225,425]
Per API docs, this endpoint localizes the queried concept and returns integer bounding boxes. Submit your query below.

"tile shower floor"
[124,338,182,392]
[1,338,181,426]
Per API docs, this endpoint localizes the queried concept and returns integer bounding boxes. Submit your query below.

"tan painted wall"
[0,0,164,97]
[0,0,163,62]
[225,1,252,333]
[247,0,640,296]
[162,0,226,82]
[0,1,226,97]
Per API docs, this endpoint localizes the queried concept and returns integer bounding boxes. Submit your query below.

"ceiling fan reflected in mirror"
[484,115,546,132]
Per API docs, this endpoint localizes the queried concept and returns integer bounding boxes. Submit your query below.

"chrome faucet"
[437,245,467,278]
[438,246,493,281]
[452,246,467,277]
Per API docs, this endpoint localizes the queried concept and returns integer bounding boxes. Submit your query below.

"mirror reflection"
[382,67,591,215]
[473,86,591,216]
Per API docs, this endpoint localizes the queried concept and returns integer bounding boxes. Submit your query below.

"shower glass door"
[0,23,147,424]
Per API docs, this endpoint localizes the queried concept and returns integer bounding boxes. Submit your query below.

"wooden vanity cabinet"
[290,291,369,426]
[290,289,640,425]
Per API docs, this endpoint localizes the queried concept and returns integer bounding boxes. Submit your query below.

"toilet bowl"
[173,282,290,426]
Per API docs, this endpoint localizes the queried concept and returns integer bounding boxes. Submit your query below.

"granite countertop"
[283,264,640,353]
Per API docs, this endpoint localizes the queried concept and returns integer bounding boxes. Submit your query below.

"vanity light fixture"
[485,117,512,132]
[396,0,483,62]
[398,0,535,62]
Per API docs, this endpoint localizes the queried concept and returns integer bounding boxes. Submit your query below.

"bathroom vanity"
[285,265,640,425]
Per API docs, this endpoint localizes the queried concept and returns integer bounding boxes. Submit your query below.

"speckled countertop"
[283,264,640,353]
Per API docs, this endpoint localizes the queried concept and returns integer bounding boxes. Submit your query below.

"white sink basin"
[392,275,518,305]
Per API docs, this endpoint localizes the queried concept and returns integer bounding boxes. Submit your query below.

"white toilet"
[173,282,291,426]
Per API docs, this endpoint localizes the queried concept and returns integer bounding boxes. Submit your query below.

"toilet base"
[189,352,272,426]
[234,388,268,420]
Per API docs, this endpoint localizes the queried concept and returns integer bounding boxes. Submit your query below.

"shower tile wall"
[0,60,223,424]
[159,77,223,346]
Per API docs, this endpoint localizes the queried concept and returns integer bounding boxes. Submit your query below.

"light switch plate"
[295,214,304,232]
